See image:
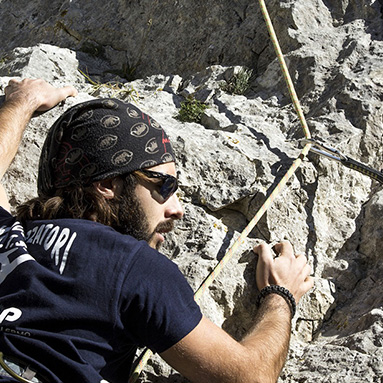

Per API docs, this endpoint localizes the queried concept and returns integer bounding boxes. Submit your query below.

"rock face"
[1,0,383,381]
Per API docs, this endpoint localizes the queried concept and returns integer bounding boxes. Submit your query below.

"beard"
[108,178,174,250]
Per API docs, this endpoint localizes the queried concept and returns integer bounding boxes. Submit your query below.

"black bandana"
[38,98,175,197]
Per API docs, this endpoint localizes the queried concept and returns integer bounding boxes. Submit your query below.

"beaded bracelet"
[255,285,296,317]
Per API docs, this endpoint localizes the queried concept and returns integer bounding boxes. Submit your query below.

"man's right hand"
[0,78,78,210]
[4,78,77,113]
[254,241,313,303]
[160,241,314,383]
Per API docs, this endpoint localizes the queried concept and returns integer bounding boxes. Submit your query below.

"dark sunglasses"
[135,169,178,201]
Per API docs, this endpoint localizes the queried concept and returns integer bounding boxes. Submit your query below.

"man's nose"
[165,193,184,220]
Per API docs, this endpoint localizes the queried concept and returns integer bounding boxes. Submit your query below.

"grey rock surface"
[1,0,383,381]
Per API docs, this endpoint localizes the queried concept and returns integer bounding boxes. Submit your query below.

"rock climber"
[0,78,313,383]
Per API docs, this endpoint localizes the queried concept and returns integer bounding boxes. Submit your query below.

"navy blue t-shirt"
[0,207,202,383]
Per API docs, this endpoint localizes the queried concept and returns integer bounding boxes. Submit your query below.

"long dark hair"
[16,173,138,228]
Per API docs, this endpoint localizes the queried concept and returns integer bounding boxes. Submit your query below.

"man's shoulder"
[0,208,170,270]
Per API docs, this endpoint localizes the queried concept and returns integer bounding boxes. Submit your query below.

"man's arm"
[160,241,313,383]
[0,78,77,210]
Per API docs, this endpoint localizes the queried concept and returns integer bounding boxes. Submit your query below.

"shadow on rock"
[221,249,259,341]
[319,189,383,340]
[142,372,188,383]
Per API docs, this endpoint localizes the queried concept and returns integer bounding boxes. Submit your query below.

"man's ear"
[93,177,123,200]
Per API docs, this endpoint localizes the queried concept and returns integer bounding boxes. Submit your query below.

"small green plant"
[176,96,208,123]
[220,67,253,95]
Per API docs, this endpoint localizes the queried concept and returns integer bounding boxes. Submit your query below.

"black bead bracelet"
[255,285,297,317]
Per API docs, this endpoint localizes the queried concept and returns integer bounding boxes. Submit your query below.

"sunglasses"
[135,169,178,201]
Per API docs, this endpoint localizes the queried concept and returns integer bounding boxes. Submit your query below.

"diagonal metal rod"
[302,138,383,183]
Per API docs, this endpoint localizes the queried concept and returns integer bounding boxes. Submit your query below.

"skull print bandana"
[37,98,175,197]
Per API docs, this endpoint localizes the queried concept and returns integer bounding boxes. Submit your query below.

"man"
[0,78,313,383]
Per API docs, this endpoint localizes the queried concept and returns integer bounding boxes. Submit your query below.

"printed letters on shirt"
[25,224,77,274]
[0,222,34,284]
